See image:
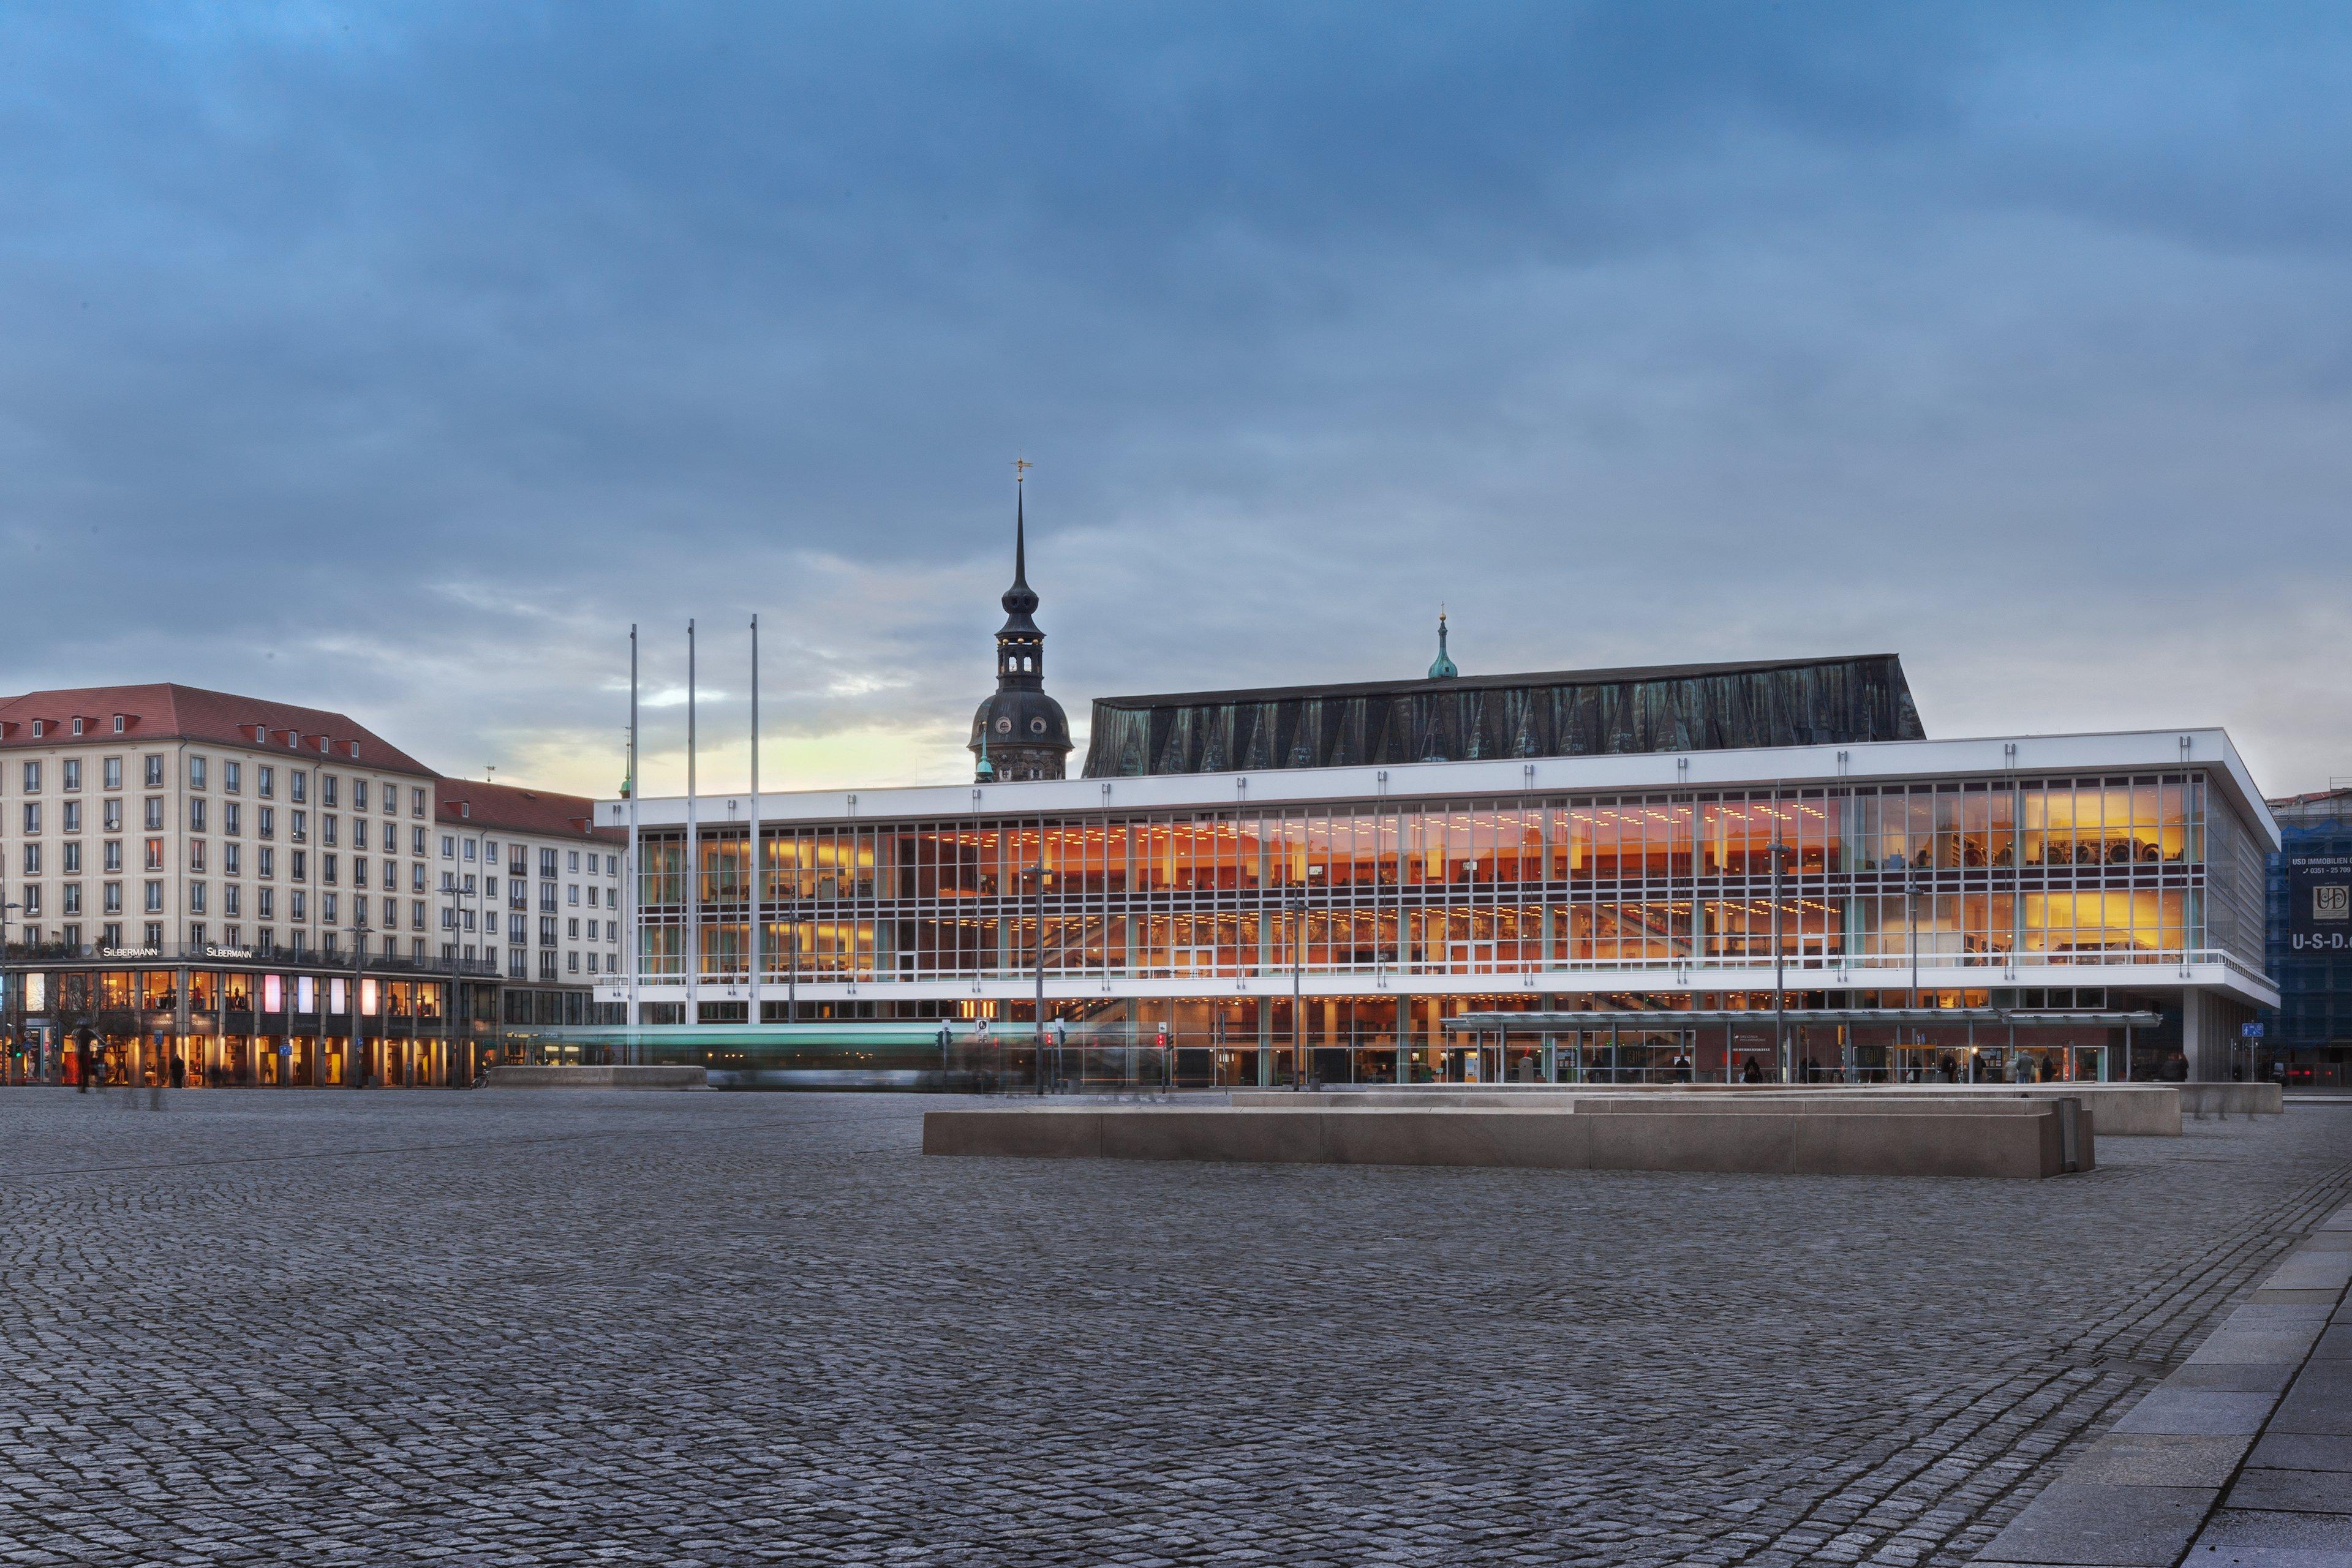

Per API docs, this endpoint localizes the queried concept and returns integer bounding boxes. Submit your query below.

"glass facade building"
[2264,790,2352,1086]
[589,728,2278,1087]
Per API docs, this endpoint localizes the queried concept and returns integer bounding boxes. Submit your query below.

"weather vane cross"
[1014,456,1032,485]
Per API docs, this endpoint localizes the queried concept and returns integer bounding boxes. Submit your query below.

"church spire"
[969,459,1072,783]
[1427,605,1459,680]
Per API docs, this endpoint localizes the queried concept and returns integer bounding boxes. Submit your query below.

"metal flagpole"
[748,614,761,1032]
[628,625,640,1062]
[687,620,699,1033]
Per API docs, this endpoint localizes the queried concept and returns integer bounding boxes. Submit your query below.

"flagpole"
[748,614,761,1031]
[627,624,640,1061]
[686,619,699,1032]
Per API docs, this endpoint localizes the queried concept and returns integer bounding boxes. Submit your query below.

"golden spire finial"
[1014,456,1033,485]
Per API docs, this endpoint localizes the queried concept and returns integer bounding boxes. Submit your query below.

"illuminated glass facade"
[605,730,2278,1085]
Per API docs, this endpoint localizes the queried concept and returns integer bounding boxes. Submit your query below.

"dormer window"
[71,717,85,736]
[29,720,43,738]
[112,715,126,734]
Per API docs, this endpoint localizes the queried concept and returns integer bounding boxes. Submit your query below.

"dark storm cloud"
[2,2,2348,794]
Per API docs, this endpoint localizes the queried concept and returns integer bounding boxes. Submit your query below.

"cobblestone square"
[1,1090,2347,1566]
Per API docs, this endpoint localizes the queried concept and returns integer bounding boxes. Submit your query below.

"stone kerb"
[1972,1196,2352,1567]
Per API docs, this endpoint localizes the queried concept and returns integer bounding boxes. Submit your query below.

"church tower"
[969,473,1072,782]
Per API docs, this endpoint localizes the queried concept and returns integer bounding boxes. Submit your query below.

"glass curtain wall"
[634,774,2214,984]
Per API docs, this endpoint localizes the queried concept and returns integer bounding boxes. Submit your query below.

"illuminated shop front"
[5,956,498,1088]
[596,726,2278,1085]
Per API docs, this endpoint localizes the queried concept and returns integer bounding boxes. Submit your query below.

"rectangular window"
[290,850,306,881]
[322,893,337,925]
[258,806,275,839]
[441,907,455,930]
[62,801,81,833]
[258,847,274,879]
[21,761,38,793]
[412,826,426,856]
[323,814,337,846]
[568,850,580,873]
[103,882,121,914]
[540,848,558,877]
[258,888,274,920]
[321,775,337,808]
[61,883,80,915]
[187,798,206,833]
[143,921,162,949]
[144,838,164,870]
[411,863,425,892]
[540,916,557,946]
[258,766,274,798]
[103,799,121,832]
[143,880,163,913]
[290,771,307,804]
[143,797,164,831]
[567,951,580,973]
[223,760,239,793]
[104,840,122,872]
[143,755,163,788]
[189,881,206,914]
[566,916,579,939]
[224,843,239,875]
[412,787,426,817]
[62,758,81,791]
[567,884,579,906]
[225,885,241,918]
[61,842,80,873]
[187,840,206,873]
[353,856,367,888]
[290,891,306,922]
[353,780,368,810]
[290,809,307,840]
[442,835,455,859]
[20,803,36,834]
[20,844,37,875]
[224,802,241,836]
[323,854,338,886]
[189,755,208,789]
[19,885,38,915]
[104,756,123,790]
[412,900,425,930]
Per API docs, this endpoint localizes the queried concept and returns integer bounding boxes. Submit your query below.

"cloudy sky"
[4,3,2348,799]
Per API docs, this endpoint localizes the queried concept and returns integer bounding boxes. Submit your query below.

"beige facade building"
[0,682,616,1085]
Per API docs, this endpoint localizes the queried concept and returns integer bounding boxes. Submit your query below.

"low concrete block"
[2178,1082,2286,1117]
[480,1065,710,1090]
[927,1099,2083,1177]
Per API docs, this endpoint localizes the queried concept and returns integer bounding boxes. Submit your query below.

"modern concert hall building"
[584,507,2279,1088]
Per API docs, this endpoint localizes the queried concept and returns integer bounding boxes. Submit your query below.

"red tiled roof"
[435,777,622,843]
[0,683,437,776]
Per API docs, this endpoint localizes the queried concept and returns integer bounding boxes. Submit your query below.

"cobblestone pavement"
[0,1090,2347,1567]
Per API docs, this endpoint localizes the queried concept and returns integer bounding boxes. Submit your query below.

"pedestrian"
[74,1037,90,1093]
[169,1053,186,1090]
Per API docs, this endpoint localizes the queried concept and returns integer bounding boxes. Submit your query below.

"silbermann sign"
[2286,853,2352,954]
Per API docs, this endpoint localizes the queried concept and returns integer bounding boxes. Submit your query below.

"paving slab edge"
[1973,1193,2352,1567]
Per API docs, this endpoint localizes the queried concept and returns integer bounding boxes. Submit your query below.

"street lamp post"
[350,913,370,1088]
[1768,836,1790,1082]
[1028,862,1048,1095]
[1905,864,1923,1075]
[1,902,21,1082]
[1289,891,1307,1091]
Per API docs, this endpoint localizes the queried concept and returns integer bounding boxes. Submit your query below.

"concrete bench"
[925,1097,2091,1179]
